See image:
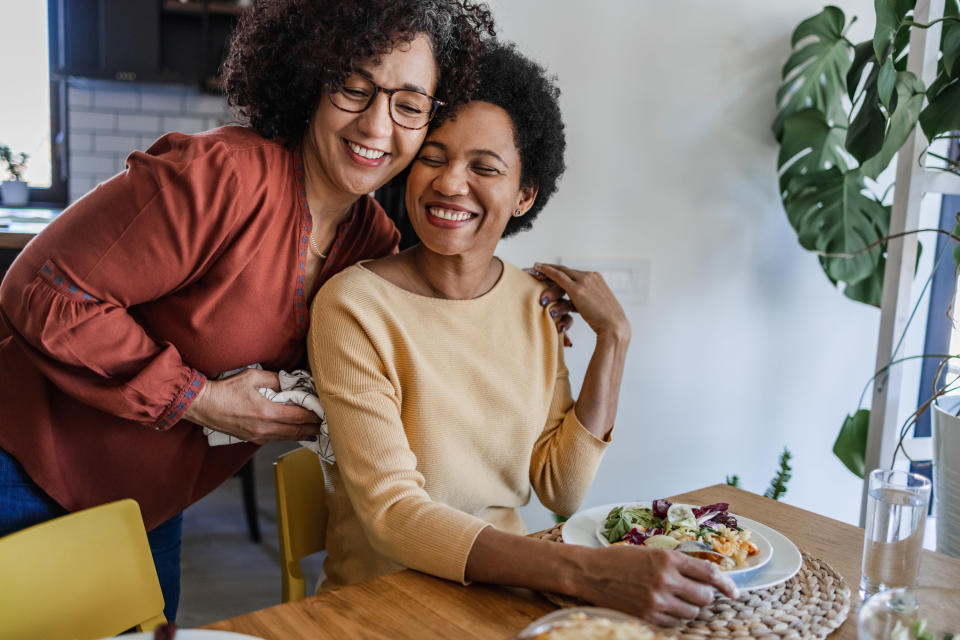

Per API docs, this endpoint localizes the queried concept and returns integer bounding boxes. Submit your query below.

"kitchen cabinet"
[52,0,249,90]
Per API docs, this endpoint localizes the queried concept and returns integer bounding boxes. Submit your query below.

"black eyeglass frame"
[328,77,446,131]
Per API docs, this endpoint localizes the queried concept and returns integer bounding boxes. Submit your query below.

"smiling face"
[304,34,438,199]
[405,101,538,260]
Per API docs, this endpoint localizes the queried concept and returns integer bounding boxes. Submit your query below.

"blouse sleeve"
[0,133,246,429]
[308,295,490,585]
[528,341,610,517]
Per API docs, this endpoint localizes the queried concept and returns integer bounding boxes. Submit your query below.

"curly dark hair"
[464,42,566,238]
[223,0,495,148]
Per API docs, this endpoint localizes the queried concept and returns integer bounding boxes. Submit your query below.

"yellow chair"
[274,446,327,602]
[0,498,166,640]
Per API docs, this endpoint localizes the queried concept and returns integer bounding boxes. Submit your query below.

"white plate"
[116,631,264,640]
[563,502,802,591]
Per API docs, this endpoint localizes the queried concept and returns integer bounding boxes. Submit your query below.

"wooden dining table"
[203,483,960,639]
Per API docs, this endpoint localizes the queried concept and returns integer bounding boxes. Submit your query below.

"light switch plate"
[555,257,650,305]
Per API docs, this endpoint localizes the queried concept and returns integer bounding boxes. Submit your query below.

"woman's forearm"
[464,526,589,596]
[464,524,740,626]
[574,328,630,440]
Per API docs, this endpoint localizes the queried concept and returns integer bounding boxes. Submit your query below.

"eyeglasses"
[329,74,445,130]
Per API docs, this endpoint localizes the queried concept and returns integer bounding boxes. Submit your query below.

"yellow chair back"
[274,446,327,602]
[0,498,165,640]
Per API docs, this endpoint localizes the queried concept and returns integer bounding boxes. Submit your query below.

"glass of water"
[860,469,932,600]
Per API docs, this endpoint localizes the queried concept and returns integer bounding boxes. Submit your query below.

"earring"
[512,208,523,217]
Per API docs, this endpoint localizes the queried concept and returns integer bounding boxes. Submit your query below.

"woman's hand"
[533,263,630,343]
[576,546,739,627]
[530,268,575,346]
[183,368,323,444]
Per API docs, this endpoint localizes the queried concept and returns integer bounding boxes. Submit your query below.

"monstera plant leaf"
[834,409,870,478]
[873,0,916,62]
[773,6,852,141]
[859,70,926,179]
[920,78,960,140]
[783,167,889,289]
[841,255,885,306]
[846,63,886,166]
[943,0,960,77]
[777,108,851,193]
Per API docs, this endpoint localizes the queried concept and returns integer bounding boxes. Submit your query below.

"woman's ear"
[515,184,539,217]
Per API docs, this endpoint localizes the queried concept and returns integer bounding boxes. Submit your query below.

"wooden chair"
[0,498,166,640]
[274,447,327,602]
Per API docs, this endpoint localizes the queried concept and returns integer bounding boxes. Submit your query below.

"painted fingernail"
[550,309,558,318]
[305,435,318,442]
[541,296,550,306]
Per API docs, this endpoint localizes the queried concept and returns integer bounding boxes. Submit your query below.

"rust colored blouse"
[0,126,399,530]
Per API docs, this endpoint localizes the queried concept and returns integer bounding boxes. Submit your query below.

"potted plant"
[773,1,960,553]
[0,145,30,207]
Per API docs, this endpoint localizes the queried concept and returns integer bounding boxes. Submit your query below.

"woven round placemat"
[530,523,850,640]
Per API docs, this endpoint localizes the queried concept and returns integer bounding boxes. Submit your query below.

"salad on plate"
[599,499,760,571]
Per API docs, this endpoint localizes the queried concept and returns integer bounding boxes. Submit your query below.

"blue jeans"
[0,447,182,621]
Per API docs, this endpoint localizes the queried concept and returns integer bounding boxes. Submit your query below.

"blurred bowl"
[859,586,960,640]
[512,607,671,640]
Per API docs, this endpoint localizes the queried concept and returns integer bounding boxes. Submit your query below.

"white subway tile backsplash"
[68,87,93,108]
[204,117,229,131]
[140,134,163,151]
[140,90,185,113]
[117,113,163,134]
[70,111,117,132]
[93,89,140,110]
[68,177,96,202]
[66,79,238,202]
[184,94,229,116]
[162,116,207,134]
[95,134,142,153]
[69,133,94,153]
[71,154,122,176]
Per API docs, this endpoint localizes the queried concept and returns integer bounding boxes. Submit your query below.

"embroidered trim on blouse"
[38,261,102,303]
[154,369,206,431]
[295,152,311,338]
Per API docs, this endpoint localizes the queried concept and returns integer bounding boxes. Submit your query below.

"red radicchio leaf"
[692,502,729,518]
[623,528,649,545]
[652,499,672,518]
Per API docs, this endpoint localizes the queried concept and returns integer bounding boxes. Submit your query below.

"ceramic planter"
[0,180,28,207]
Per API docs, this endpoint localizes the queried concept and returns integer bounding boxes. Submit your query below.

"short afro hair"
[223,0,495,149]
[465,42,566,238]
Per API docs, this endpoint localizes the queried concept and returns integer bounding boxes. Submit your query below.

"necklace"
[309,232,327,259]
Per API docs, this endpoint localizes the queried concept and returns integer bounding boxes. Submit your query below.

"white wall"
[484,0,886,529]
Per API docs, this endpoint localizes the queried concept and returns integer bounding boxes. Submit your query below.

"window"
[0,0,66,204]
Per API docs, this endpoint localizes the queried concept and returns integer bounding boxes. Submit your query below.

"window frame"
[15,0,68,207]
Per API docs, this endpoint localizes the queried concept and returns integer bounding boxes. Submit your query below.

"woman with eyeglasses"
[0,0,520,622]
[308,42,739,626]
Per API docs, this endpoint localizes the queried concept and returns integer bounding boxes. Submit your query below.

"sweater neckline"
[355,258,509,304]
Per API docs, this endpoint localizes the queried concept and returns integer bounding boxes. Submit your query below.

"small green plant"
[726,447,793,500]
[763,448,793,500]
[0,145,29,181]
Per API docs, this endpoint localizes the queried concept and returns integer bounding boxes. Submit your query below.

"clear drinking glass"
[860,469,932,600]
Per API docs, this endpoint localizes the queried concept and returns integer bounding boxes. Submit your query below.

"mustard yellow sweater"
[308,261,609,590]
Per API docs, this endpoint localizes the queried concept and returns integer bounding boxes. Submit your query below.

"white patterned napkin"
[202,366,334,463]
